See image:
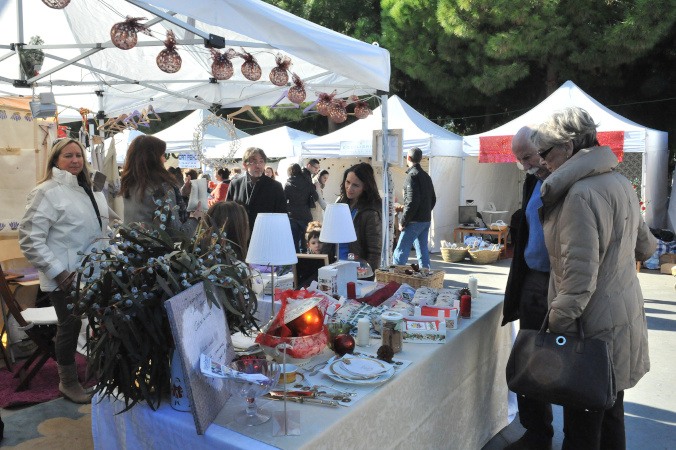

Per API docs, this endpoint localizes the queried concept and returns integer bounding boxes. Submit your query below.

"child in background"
[306,221,323,254]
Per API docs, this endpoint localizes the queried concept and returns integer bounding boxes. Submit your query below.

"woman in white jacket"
[19,138,109,403]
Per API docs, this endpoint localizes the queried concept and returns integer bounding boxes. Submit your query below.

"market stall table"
[453,227,509,259]
[92,293,511,449]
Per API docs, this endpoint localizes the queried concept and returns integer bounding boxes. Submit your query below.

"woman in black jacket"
[284,163,319,252]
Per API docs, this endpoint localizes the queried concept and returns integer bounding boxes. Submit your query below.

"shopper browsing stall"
[209,167,230,207]
[19,138,110,404]
[198,201,250,261]
[312,169,329,222]
[285,163,319,253]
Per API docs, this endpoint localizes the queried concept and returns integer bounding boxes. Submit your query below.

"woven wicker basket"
[468,248,500,264]
[490,224,508,231]
[441,246,468,263]
[375,266,445,289]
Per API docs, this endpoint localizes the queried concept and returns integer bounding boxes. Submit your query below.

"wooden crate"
[375,266,445,289]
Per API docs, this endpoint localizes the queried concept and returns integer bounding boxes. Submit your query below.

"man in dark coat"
[503,126,554,450]
[301,158,320,183]
[284,164,319,252]
[226,147,287,231]
[393,147,436,268]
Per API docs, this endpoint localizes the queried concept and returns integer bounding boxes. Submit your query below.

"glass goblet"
[225,359,280,426]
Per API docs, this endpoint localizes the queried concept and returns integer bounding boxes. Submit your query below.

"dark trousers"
[289,219,309,254]
[563,391,625,450]
[49,290,81,365]
[517,268,554,444]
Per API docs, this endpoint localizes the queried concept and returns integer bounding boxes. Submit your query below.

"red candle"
[347,282,356,300]
[460,295,471,319]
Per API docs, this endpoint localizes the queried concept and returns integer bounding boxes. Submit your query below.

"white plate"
[339,358,388,378]
[323,357,395,385]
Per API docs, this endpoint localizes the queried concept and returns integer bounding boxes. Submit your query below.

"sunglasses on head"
[538,146,555,160]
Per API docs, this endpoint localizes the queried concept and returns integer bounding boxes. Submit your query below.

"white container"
[170,350,192,412]
[357,317,370,347]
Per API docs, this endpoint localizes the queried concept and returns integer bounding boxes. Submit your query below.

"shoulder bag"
[506,308,617,411]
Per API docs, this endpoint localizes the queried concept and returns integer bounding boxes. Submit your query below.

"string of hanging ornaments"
[190,113,241,170]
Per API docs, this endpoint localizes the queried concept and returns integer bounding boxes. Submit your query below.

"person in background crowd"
[312,169,329,222]
[198,173,212,194]
[230,167,243,180]
[168,166,184,188]
[502,126,554,450]
[265,166,276,180]
[120,135,200,236]
[181,168,199,201]
[226,147,286,231]
[285,163,319,253]
[302,158,320,182]
[322,162,382,276]
[198,201,250,261]
[534,107,656,449]
[306,221,323,254]
[393,147,436,269]
[209,167,230,207]
[19,138,110,404]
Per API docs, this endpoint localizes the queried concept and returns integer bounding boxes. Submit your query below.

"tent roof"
[208,125,314,159]
[0,0,390,120]
[463,80,663,157]
[302,95,463,158]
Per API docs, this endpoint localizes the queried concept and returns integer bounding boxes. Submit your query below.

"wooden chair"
[0,242,58,391]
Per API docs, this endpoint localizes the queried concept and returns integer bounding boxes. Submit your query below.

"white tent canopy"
[207,125,314,159]
[462,80,669,228]
[0,0,390,117]
[301,95,463,158]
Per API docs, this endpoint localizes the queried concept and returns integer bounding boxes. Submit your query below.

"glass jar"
[380,311,404,353]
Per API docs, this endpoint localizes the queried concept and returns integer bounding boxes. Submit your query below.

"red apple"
[333,333,355,357]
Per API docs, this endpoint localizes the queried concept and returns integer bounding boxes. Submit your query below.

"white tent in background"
[207,126,315,160]
[153,110,250,153]
[463,80,669,228]
[301,96,477,252]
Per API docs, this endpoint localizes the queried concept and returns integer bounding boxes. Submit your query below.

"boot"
[58,363,91,404]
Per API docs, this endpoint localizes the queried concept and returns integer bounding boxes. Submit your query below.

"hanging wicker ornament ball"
[237,49,262,81]
[269,53,291,86]
[157,31,181,73]
[329,99,348,123]
[354,102,372,120]
[111,17,149,50]
[316,93,332,116]
[42,0,70,9]
[288,73,306,104]
[211,49,236,80]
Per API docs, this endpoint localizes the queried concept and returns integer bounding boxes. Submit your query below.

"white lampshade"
[319,203,357,244]
[246,213,298,266]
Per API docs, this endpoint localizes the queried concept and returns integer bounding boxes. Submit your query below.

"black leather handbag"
[506,309,617,411]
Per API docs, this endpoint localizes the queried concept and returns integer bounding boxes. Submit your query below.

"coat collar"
[540,146,618,207]
[51,166,80,187]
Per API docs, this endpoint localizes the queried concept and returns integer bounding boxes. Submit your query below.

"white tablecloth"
[92,293,512,450]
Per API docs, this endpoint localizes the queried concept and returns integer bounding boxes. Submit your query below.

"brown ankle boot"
[57,363,91,404]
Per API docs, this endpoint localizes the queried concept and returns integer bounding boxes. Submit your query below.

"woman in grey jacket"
[533,107,656,449]
[120,135,199,236]
[19,138,110,403]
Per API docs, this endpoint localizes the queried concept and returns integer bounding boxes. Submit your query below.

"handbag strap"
[535,308,586,353]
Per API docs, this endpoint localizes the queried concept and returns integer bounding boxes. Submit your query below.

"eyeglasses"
[538,146,555,160]
[246,160,266,166]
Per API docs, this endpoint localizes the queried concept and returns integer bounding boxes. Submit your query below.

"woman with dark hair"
[209,167,231,207]
[265,166,276,180]
[120,135,199,235]
[19,138,110,403]
[533,107,656,449]
[198,201,250,261]
[323,162,382,274]
[311,169,329,222]
[284,163,319,252]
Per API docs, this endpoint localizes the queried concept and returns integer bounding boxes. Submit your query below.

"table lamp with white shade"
[319,203,357,262]
[246,213,298,321]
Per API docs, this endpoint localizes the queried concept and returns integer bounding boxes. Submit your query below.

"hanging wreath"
[350,95,372,120]
[41,0,70,9]
[110,17,151,50]
[287,73,306,104]
[238,49,261,81]
[328,98,348,123]
[269,53,291,86]
[210,48,237,80]
[316,90,337,116]
[156,30,181,73]
[190,114,241,170]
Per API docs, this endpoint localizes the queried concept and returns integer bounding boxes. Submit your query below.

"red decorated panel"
[597,131,624,162]
[479,135,516,163]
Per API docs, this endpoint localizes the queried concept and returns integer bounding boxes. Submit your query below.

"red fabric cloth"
[208,182,229,207]
[597,131,624,162]
[360,281,401,307]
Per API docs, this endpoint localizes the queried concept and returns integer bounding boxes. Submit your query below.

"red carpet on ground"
[0,353,95,408]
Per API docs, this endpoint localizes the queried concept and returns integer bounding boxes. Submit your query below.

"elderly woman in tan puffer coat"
[533,107,656,450]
